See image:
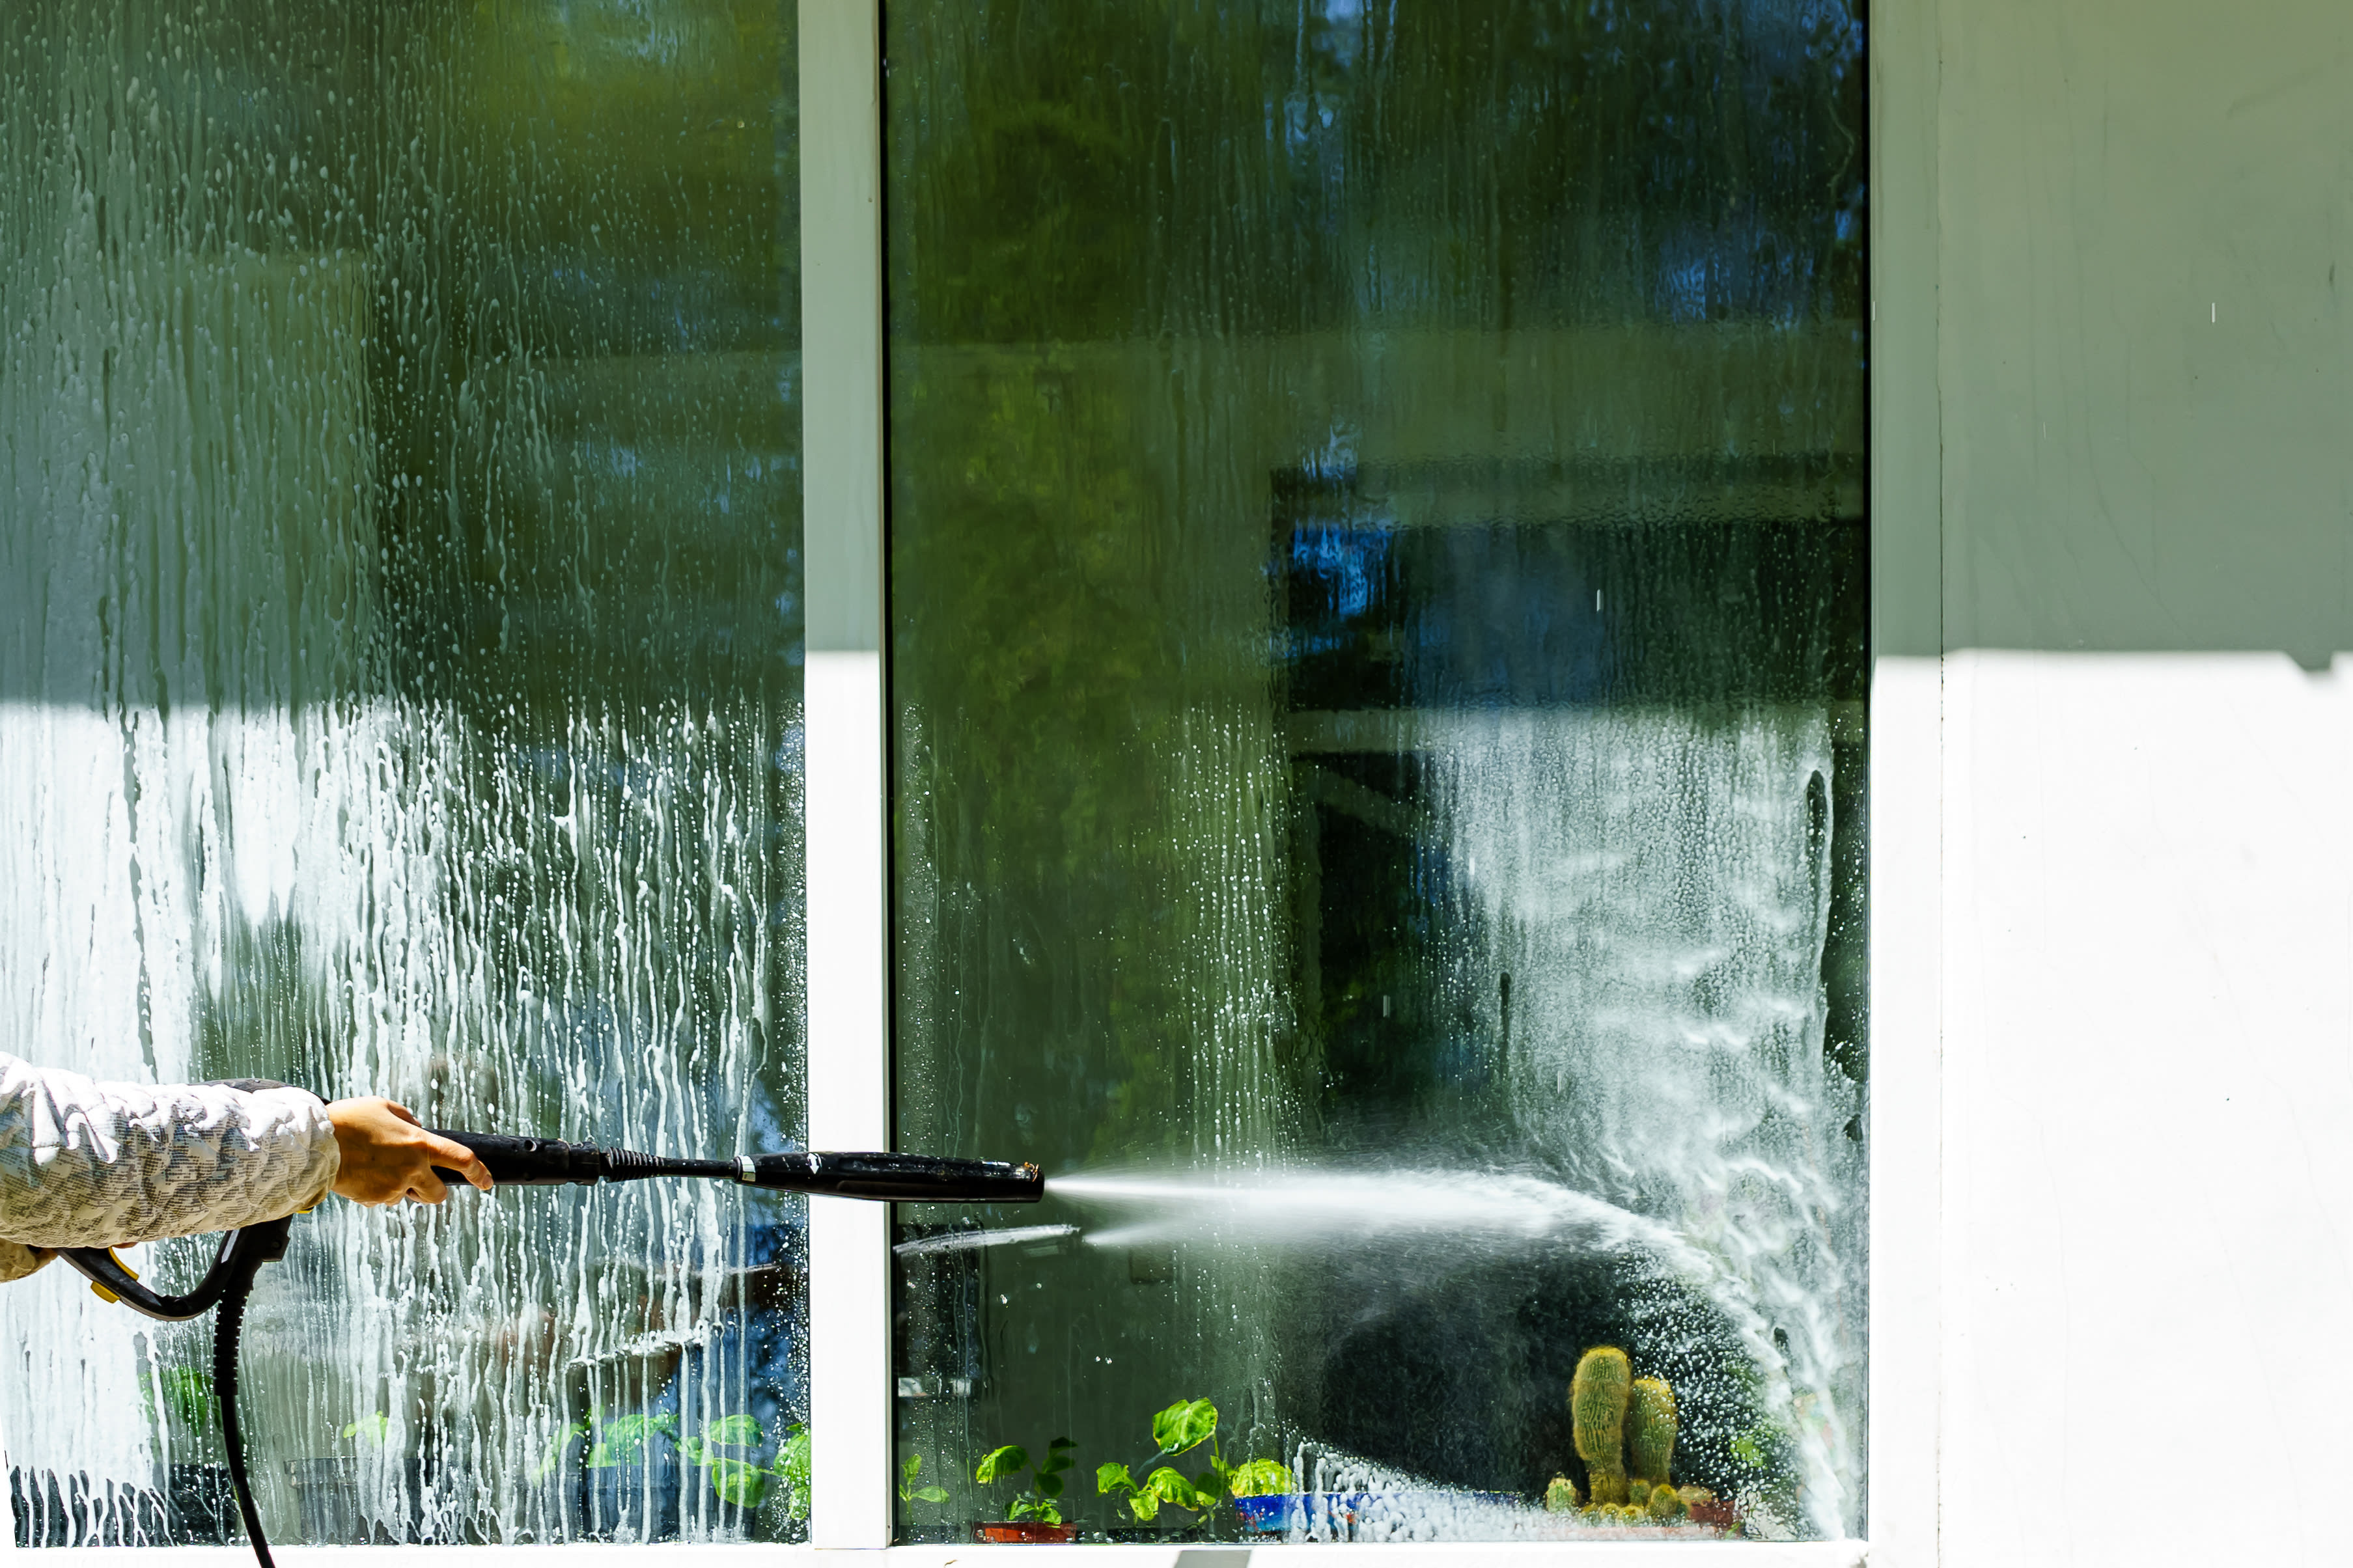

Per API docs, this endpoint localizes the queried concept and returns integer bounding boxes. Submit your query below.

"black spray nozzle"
[428,1131,1042,1204]
[740,1150,1045,1204]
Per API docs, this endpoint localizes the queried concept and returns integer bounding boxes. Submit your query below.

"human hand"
[327,1097,493,1205]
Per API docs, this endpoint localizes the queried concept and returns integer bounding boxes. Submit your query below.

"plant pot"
[573,1444,755,1543]
[1689,1498,1738,1532]
[284,1456,429,1545]
[1232,1492,1358,1535]
[163,1463,236,1544]
[973,1520,1079,1543]
[583,1461,682,1543]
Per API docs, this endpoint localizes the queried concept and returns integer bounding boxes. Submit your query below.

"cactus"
[1570,1347,1632,1505]
[1626,1376,1677,1489]
[1544,1474,1580,1513]
[1647,1483,1688,1522]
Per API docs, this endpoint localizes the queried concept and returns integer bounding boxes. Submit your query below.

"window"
[886,0,1869,1545]
[2,0,804,1547]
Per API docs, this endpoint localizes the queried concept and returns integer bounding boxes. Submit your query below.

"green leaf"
[1097,1461,1138,1496]
[164,1368,214,1430]
[593,1412,678,1466]
[708,1455,770,1508]
[1142,1466,1209,1514]
[912,1485,949,1505]
[678,1437,710,1468]
[342,1412,391,1449]
[1227,1459,1292,1498]
[776,1424,814,1522]
[704,1414,762,1448]
[1150,1397,1218,1457]
[975,1444,1030,1483]
[1036,1472,1064,1498]
[533,1422,591,1482]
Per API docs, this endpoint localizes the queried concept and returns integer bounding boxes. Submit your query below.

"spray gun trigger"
[87,1247,138,1304]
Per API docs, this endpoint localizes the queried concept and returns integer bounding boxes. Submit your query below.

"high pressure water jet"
[60,1127,1042,1567]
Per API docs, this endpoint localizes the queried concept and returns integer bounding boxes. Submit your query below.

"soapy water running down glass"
[4,0,804,1546]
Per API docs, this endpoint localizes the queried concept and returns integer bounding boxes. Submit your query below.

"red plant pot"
[1688,1500,1738,1532]
[973,1521,1080,1544]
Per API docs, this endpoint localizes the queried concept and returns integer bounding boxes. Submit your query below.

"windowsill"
[60,1542,1871,1565]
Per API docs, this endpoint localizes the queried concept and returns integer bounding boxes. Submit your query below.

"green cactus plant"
[1570,1346,1633,1506]
[1647,1482,1688,1522]
[1544,1474,1580,1512]
[1626,1375,1677,1489]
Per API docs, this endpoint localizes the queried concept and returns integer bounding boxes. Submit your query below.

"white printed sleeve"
[0,1053,341,1254]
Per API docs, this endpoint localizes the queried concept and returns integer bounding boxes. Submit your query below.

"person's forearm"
[0,1054,341,1251]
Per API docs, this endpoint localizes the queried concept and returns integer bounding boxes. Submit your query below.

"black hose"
[208,1217,292,1568]
[213,1276,271,1568]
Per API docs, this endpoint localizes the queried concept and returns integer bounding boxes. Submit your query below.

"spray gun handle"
[59,1218,292,1323]
[427,1130,605,1187]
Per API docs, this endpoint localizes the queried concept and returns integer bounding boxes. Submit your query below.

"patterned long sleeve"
[0,1054,341,1276]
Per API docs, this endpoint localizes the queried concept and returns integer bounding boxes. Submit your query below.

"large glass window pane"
[3,0,805,1547]
[889,0,1866,1545]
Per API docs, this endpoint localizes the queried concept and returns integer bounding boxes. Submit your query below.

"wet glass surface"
[887,0,1867,1543]
[1,0,804,1545]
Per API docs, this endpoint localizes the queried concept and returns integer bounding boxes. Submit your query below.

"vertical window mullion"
[801,0,893,1550]
[1865,0,1946,1560]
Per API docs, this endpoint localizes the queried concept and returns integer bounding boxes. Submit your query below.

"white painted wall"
[1942,654,2353,1565]
[1930,2,2353,1564]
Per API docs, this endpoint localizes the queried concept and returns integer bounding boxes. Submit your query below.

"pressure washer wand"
[426,1131,1046,1203]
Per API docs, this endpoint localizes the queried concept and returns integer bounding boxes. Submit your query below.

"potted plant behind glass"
[973,1436,1079,1542]
[564,1409,800,1541]
[900,1453,951,1510]
[1097,1397,1290,1539]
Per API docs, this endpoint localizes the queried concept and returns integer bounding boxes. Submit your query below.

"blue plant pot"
[1232,1493,1362,1535]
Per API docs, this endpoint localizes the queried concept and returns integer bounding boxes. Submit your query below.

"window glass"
[2,0,804,1546]
[889,0,1866,1545]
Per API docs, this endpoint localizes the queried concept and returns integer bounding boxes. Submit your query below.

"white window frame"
[796,0,1944,1562]
[1,3,1936,1562]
